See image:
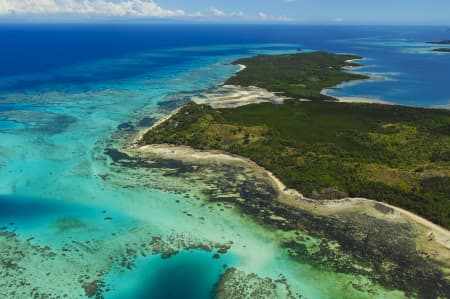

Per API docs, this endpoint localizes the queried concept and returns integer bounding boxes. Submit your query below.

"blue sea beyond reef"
[0,24,449,299]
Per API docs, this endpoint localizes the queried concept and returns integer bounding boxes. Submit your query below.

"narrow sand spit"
[321,88,394,104]
[332,96,394,104]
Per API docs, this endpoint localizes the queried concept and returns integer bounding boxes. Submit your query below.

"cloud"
[211,8,225,17]
[210,7,244,18]
[258,11,294,22]
[258,12,268,18]
[0,1,294,22]
[333,18,345,22]
[0,0,186,17]
[207,8,291,22]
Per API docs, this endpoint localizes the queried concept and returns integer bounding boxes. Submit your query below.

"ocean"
[0,24,449,299]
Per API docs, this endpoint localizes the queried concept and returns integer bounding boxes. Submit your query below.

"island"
[224,52,368,101]
[142,52,450,229]
[427,40,450,44]
[433,48,450,53]
[134,52,450,298]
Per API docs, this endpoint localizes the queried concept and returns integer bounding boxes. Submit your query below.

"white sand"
[237,64,247,72]
[332,96,394,104]
[191,85,289,108]
[132,143,450,254]
[128,107,182,148]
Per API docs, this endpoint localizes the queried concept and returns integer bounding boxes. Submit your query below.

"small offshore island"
[427,40,450,45]
[134,51,450,298]
[427,40,450,53]
[433,48,450,53]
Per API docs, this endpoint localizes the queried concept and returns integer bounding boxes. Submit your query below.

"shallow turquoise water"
[1,43,316,298]
[0,195,135,246]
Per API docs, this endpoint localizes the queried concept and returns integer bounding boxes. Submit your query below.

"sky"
[0,0,449,24]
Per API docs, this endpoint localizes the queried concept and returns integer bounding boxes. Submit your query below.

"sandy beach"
[127,60,449,264]
[190,84,288,108]
[131,143,450,257]
[237,64,247,72]
[331,96,394,104]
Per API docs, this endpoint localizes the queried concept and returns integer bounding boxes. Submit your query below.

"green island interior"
[142,51,450,229]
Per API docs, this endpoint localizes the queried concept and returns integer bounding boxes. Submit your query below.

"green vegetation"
[143,52,450,229]
[433,48,450,53]
[225,52,369,101]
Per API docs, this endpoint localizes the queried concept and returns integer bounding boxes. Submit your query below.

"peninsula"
[142,52,450,229]
[132,51,450,298]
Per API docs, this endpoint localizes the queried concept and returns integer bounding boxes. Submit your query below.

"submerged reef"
[119,144,450,299]
[0,225,233,299]
[215,268,298,299]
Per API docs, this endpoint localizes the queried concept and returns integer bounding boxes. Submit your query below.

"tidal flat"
[126,139,450,299]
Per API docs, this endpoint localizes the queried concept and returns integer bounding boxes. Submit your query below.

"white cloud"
[258,12,268,18]
[0,1,294,22]
[258,11,294,22]
[0,0,186,17]
[211,7,225,17]
[210,7,245,18]
[333,18,345,22]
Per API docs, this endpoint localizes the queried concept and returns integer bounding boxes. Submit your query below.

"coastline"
[129,106,183,148]
[127,53,450,271]
[237,64,246,72]
[235,58,397,105]
[327,95,394,104]
[128,53,450,292]
[190,84,288,108]
[129,143,450,253]
[322,57,401,104]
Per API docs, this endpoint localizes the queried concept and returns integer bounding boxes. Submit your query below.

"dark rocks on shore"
[372,202,394,215]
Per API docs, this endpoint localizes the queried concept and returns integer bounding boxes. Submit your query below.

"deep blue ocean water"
[0,24,449,299]
[1,24,450,106]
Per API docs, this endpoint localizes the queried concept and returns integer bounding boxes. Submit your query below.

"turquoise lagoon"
[2,25,450,298]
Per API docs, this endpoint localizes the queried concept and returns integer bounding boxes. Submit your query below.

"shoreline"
[128,54,450,252]
[129,143,450,252]
[129,106,183,148]
[190,84,288,108]
[237,64,246,72]
[327,95,394,104]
